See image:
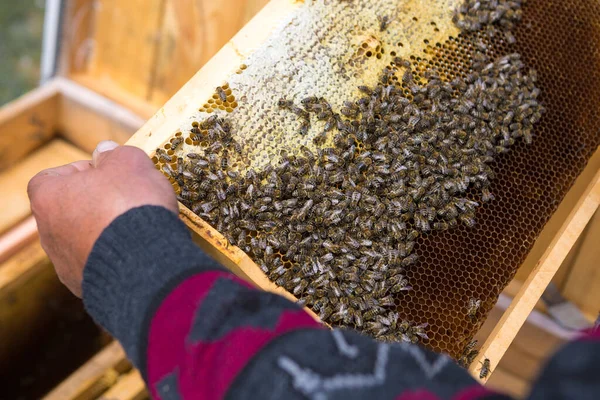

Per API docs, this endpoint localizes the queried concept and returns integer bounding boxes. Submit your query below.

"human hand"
[27,141,178,297]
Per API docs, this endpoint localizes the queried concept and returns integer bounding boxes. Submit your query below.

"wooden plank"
[43,341,130,400]
[55,78,145,152]
[474,306,560,380]
[58,0,97,77]
[561,209,600,316]
[0,216,38,265]
[98,370,147,400]
[502,280,547,314]
[61,0,267,112]
[470,159,600,381]
[0,241,56,365]
[72,73,159,119]
[150,0,270,105]
[0,82,60,172]
[0,139,90,235]
[87,0,165,102]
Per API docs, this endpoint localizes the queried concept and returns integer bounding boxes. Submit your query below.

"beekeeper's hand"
[27,141,177,297]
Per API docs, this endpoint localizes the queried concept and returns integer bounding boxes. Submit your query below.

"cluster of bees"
[158,0,542,356]
[453,0,525,44]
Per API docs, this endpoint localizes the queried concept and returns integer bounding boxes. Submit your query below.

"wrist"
[82,205,225,372]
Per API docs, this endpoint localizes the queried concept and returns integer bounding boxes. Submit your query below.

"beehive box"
[125,0,600,380]
[0,78,144,399]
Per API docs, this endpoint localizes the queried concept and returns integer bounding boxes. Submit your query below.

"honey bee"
[467,298,482,321]
[299,120,310,136]
[400,253,418,267]
[319,306,333,320]
[278,98,293,109]
[481,188,494,202]
[479,358,491,379]
[178,190,199,202]
[221,155,228,170]
[176,157,184,175]
[378,15,392,31]
[216,86,227,102]
[504,30,516,45]
[201,115,219,129]
[459,213,476,228]
[171,137,183,151]
[155,148,172,163]
[390,278,411,293]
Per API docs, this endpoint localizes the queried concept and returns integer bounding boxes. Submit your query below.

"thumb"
[92,140,120,168]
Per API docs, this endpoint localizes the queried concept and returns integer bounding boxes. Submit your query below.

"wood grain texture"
[62,0,268,114]
[150,0,269,105]
[88,0,165,101]
[97,370,147,400]
[0,82,60,172]
[71,73,160,119]
[470,156,600,381]
[0,139,90,235]
[43,341,130,400]
[56,78,145,152]
[0,216,38,265]
[58,0,97,77]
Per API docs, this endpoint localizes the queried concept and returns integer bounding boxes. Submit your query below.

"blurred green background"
[0,0,45,106]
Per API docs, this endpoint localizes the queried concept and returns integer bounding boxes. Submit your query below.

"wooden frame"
[124,0,600,382]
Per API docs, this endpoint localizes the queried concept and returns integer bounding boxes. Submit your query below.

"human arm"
[28,141,508,399]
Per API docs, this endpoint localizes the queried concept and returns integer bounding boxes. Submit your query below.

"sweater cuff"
[82,205,224,371]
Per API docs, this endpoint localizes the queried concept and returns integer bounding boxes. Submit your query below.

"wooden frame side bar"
[470,157,600,380]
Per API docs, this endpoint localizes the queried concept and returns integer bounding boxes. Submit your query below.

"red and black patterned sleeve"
[82,205,598,400]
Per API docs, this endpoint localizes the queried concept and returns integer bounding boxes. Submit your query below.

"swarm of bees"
[453,0,524,43]
[156,0,542,348]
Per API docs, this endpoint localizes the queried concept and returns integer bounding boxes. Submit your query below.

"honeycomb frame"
[127,0,600,379]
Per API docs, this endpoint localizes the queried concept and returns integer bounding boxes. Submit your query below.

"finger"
[94,144,156,173]
[92,140,120,168]
[27,160,92,200]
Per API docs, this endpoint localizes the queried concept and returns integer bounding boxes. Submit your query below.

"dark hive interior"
[153,0,600,360]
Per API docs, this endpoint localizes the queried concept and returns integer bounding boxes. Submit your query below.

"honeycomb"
[151,0,600,359]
